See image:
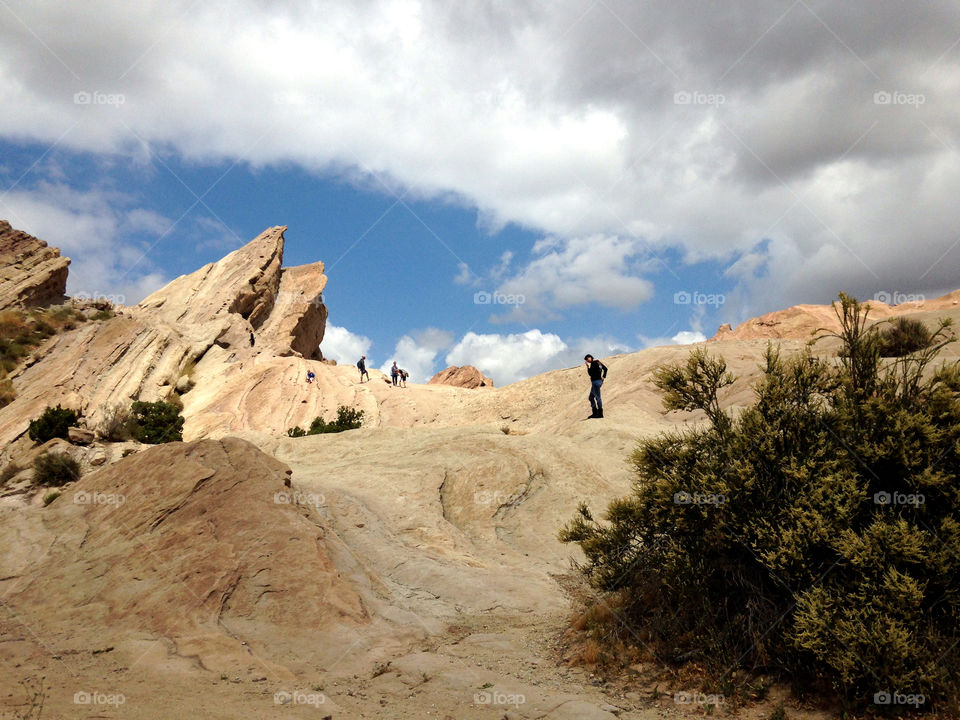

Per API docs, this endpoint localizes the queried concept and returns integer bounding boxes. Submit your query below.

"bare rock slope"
[429,364,494,388]
[0,220,69,310]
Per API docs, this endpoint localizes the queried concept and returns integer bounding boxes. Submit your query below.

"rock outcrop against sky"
[0,220,69,310]
[429,365,494,388]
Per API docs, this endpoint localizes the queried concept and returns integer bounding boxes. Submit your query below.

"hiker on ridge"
[584,354,608,419]
[391,362,400,386]
[357,355,369,383]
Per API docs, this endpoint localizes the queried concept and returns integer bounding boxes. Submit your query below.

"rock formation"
[428,365,494,388]
[0,226,328,447]
[0,220,69,310]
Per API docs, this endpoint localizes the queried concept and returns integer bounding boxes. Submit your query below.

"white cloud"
[1,2,959,317]
[0,183,169,304]
[380,327,453,382]
[445,329,569,385]
[320,324,372,366]
[672,330,707,345]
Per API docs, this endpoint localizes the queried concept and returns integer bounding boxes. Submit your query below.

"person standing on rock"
[391,362,400,386]
[584,354,608,419]
[249,331,255,347]
[357,355,369,383]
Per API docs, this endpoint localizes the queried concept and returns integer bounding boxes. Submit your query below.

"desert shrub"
[93,308,114,321]
[27,404,78,443]
[128,400,184,444]
[96,404,131,441]
[879,316,933,357]
[0,378,15,409]
[561,294,960,709]
[1,462,22,483]
[287,405,364,437]
[33,452,80,486]
[43,490,61,506]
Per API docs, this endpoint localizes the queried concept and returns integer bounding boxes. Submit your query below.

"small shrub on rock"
[287,405,364,437]
[33,452,80,486]
[129,401,184,444]
[28,405,78,443]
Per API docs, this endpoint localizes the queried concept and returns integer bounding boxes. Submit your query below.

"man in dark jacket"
[584,354,608,418]
[357,355,369,382]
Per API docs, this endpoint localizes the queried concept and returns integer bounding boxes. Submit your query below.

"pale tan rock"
[66,426,94,445]
[0,220,69,310]
[428,365,495,388]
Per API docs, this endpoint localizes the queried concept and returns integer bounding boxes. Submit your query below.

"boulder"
[0,220,69,310]
[429,365,494,389]
[66,426,95,445]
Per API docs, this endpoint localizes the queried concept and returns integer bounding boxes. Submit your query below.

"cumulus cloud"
[445,329,569,385]
[380,327,454,382]
[1,1,959,318]
[0,183,169,303]
[672,330,707,345]
[320,325,372,366]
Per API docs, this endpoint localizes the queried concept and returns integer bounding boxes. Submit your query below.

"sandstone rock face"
[0,220,69,310]
[0,226,329,447]
[428,365,494,388]
[709,293,958,342]
[0,438,367,680]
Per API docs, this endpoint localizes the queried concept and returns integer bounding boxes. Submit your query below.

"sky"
[1,1,958,384]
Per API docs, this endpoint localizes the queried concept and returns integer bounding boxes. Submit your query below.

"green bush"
[287,405,364,437]
[43,490,61,506]
[879,316,933,357]
[129,400,184,444]
[560,294,960,708]
[27,404,78,443]
[33,452,80,486]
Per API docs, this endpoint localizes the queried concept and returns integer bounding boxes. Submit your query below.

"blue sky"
[1,2,957,383]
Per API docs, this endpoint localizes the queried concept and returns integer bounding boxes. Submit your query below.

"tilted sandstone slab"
[428,365,494,388]
[0,226,328,446]
[0,220,69,310]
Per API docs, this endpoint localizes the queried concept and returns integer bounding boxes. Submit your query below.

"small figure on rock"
[584,354,608,419]
[399,369,408,387]
[249,331,255,347]
[306,369,316,384]
[391,362,400,386]
[357,355,369,383]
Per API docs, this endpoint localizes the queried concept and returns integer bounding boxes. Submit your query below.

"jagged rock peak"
[0,220,70,310]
